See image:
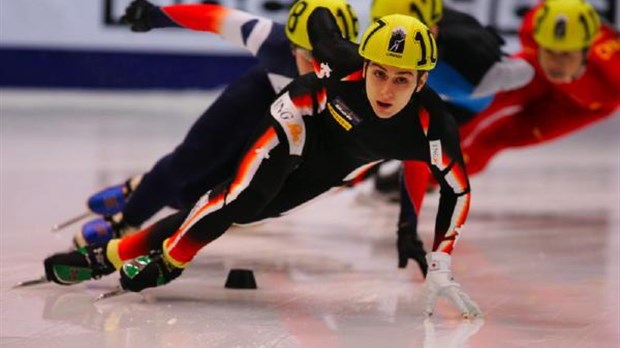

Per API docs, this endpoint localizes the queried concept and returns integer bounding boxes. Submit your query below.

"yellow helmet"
[285,0,359,51]
[370,0,443,27]
[533,0,601,51]
[359,14,437,71]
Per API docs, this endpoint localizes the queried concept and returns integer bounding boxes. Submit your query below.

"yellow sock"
[106,239,123,270]
[162,238,188,269]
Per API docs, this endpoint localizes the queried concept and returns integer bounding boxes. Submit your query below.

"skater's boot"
[74,213,138,249]
[44,242,119,285]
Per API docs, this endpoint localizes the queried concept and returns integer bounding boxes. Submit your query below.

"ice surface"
[1,90,618,348]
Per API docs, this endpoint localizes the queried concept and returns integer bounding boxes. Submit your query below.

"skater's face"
[538,47,586,83]
[292,46,314,75]
[364,62,427,119]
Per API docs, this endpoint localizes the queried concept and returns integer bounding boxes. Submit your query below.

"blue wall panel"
[0,47,257,90]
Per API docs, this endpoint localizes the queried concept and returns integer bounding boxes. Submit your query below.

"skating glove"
[397,225,428,277]
[119,252,183,292]
[121,0,157,32]
[121,0,179,32]
[424,252,482,319]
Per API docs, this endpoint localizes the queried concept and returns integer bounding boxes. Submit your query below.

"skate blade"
[13,276,49,288]
[51,211,93,232]
[94,287,128,302]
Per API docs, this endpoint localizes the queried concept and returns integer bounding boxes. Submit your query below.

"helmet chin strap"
[407,72,427,104]
[415,71,427,92]
[573,48,589,80]
[571,66,586,81]
[565,49,589,82]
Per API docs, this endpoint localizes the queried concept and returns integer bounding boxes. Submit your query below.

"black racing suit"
[155,8,472,265]
[119,5,298,227]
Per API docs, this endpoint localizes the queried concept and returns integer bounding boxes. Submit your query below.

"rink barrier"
[0,47,257,90]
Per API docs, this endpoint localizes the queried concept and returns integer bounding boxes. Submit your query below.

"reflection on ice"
[1,91,618,348]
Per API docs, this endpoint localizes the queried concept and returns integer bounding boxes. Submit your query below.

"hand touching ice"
[424,252,482,319]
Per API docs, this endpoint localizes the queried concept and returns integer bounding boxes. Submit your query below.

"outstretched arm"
[416,88,481,319]
[419,89,470,255]
[122,0,290,67]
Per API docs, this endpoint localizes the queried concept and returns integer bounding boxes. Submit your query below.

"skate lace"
[87,246,115,278]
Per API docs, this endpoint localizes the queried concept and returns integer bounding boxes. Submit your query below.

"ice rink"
[1,89,619,348]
